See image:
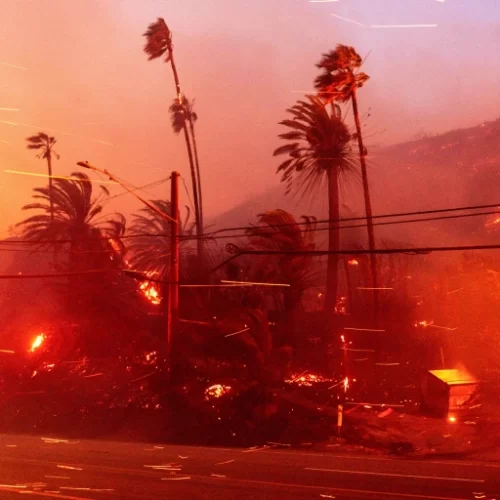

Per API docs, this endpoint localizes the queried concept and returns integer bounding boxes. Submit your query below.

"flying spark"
[225,327,250,338]
[371,24,438,28]
[4,170,117,185]
[0,108,19,112]
[331,13,365,26]
[0,61,27,70]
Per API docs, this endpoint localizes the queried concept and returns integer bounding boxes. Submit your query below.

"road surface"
[0,434,497,499]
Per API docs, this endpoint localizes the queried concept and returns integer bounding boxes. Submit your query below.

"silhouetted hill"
[210,118,500,248]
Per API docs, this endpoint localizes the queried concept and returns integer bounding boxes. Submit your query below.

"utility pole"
[166,171,180,376]
[351,88,379,324]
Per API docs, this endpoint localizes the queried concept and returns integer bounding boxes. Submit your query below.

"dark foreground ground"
[0,434,497,499]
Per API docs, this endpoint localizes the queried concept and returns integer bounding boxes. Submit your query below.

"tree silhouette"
[314,44,379,317]
[143,18,203,259]
[26,132,60,226]
[274,95,356,320]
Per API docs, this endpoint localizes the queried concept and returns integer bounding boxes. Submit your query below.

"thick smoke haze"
[1,0,500,233]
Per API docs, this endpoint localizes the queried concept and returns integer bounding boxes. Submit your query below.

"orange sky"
[1,0,500,234]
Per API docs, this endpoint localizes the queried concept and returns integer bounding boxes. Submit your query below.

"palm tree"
[314,45,379,317]
[246,210,319,313]
[17,172,127,318]
[273,95,356,319]
[17,172,125,265]
[143,18,203,258]
[25,133,60,226]
[169,95,203,231]
[127,200,194,279]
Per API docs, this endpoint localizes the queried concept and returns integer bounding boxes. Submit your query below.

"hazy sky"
[1,0,500,234]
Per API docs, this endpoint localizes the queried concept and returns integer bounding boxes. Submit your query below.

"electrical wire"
[0,269,115,279]
[3,201,500,246]
[209,243,500,274]
[200,201,500,236]
[181,208,500,242]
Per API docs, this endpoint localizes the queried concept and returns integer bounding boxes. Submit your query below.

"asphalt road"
[0,434,497,499]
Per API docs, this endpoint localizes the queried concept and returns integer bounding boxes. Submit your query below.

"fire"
[414,320,433,328]
[30,333,45,352]
[348,258,359,266]
[139,281,161,305]
[485,215,500,229]
[285,372,332,387]
[204,384,232,401]
[343,376,350,393]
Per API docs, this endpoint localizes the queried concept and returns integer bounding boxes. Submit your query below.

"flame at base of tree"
[139,281,161,305]
[30,333,45,352]
[204,384,232,401]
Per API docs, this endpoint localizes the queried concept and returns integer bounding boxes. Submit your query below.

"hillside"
[210,118,500,248]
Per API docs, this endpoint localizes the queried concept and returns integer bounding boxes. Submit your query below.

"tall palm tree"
[169,95,203,231]
[273,95,356,319]
[314,45,379,317]
[25,133,60,226]
[143,18,203,258]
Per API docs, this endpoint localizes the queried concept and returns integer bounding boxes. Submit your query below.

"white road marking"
[305,467,485,483]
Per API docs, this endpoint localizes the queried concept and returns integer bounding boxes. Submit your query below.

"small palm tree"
[143,18,203,258]
[274,96,356,318]
[26,133,60,226]
[246,210,319,313]
[127,200,194,279]
[17,172,125,264]
[314,44,379,314]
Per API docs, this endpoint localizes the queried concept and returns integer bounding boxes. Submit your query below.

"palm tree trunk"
[351,86,379,322]
[47,154,56,265]
[47,155,54,225]
[344,257,353,315]
[188,117,203,231]
[168,53,203,261]
[324,167,340,329]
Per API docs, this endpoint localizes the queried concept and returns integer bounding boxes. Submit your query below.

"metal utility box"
[421,369,479,417]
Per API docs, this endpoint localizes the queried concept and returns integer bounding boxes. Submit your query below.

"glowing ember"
[139,281,161,305]
[348,258,359,266]
[30,334,45,352]
[448,416,456,423]
[343,376,349,393]
[414,320,433,328]
[285,372,332,387]
[204,384,232,401]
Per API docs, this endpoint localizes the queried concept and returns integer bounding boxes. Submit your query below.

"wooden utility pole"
[166,171,180,374]
[351,88,379,323]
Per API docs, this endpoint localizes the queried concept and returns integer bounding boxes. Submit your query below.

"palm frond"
[143,18,172,62]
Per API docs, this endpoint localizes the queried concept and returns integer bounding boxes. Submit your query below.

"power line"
[182,208,500,242]
[201,201,500,237]
[209,243,500,273]
[0,269,116,279]
[4,201,500,246]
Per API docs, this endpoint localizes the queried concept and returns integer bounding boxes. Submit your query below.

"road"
[0,434,497,499]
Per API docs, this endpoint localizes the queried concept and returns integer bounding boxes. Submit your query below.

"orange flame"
[30,333,45,352]
[285,372,332,387]
[348,258,359,266]
[204,384,232,401]
[139,281,161,305]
